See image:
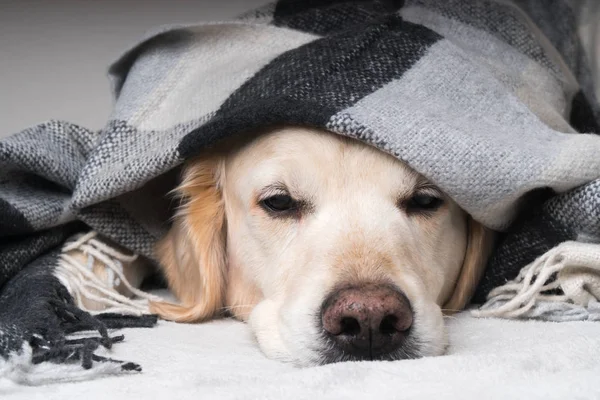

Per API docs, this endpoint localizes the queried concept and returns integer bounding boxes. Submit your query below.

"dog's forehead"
[229,127,422,192]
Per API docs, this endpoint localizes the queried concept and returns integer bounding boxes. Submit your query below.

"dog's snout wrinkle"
[321,284,413,360]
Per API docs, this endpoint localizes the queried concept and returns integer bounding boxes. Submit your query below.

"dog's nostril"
[379,314,398,335]
[340,317,361,336]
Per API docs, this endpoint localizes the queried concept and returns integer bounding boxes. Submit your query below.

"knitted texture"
[1,0,599,383]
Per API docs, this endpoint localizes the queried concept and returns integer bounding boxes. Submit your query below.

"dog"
[84,125,490,366]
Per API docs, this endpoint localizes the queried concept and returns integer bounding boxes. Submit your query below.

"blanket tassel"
[472,241,600,321]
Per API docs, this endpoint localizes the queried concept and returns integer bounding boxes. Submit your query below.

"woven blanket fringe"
[472,241,600,321]
[0,342,132,386]
[55,232,165,316]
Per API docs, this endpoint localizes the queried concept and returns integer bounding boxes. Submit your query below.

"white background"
[0,0,267,137]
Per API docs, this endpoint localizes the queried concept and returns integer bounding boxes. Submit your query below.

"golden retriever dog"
[82,126,494,365]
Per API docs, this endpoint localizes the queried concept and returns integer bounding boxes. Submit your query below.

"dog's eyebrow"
[395,179,444,210]
[414,180,441,194]
[395,178,441,203]
[257,182,288,199]
[408,177,443,199]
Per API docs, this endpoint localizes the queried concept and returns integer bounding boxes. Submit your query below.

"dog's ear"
[443,216,495,313]
[150,157,227,323]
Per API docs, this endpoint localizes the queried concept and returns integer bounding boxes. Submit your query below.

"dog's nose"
[321,284,413,360]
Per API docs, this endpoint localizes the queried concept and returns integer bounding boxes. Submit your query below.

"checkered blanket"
[1,0,600,384]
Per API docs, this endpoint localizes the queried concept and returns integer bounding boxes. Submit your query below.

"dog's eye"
[406,194,443,212]
[260,194,297,213]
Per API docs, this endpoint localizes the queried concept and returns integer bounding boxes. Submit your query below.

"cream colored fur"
[81,126,494,366]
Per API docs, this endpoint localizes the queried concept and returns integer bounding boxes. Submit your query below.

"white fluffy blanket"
[3,311,600,399]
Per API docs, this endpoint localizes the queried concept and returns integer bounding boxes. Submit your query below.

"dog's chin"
[248,298,324,366]
[409,299,450,358]
[247,297,449,366]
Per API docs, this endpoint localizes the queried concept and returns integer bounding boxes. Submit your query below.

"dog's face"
[153,127,492,366]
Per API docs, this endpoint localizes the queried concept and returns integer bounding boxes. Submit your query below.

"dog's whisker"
[220,304,256,310]
[441,308,465,313]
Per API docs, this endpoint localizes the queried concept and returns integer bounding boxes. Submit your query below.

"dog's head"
[151,126,493,365]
